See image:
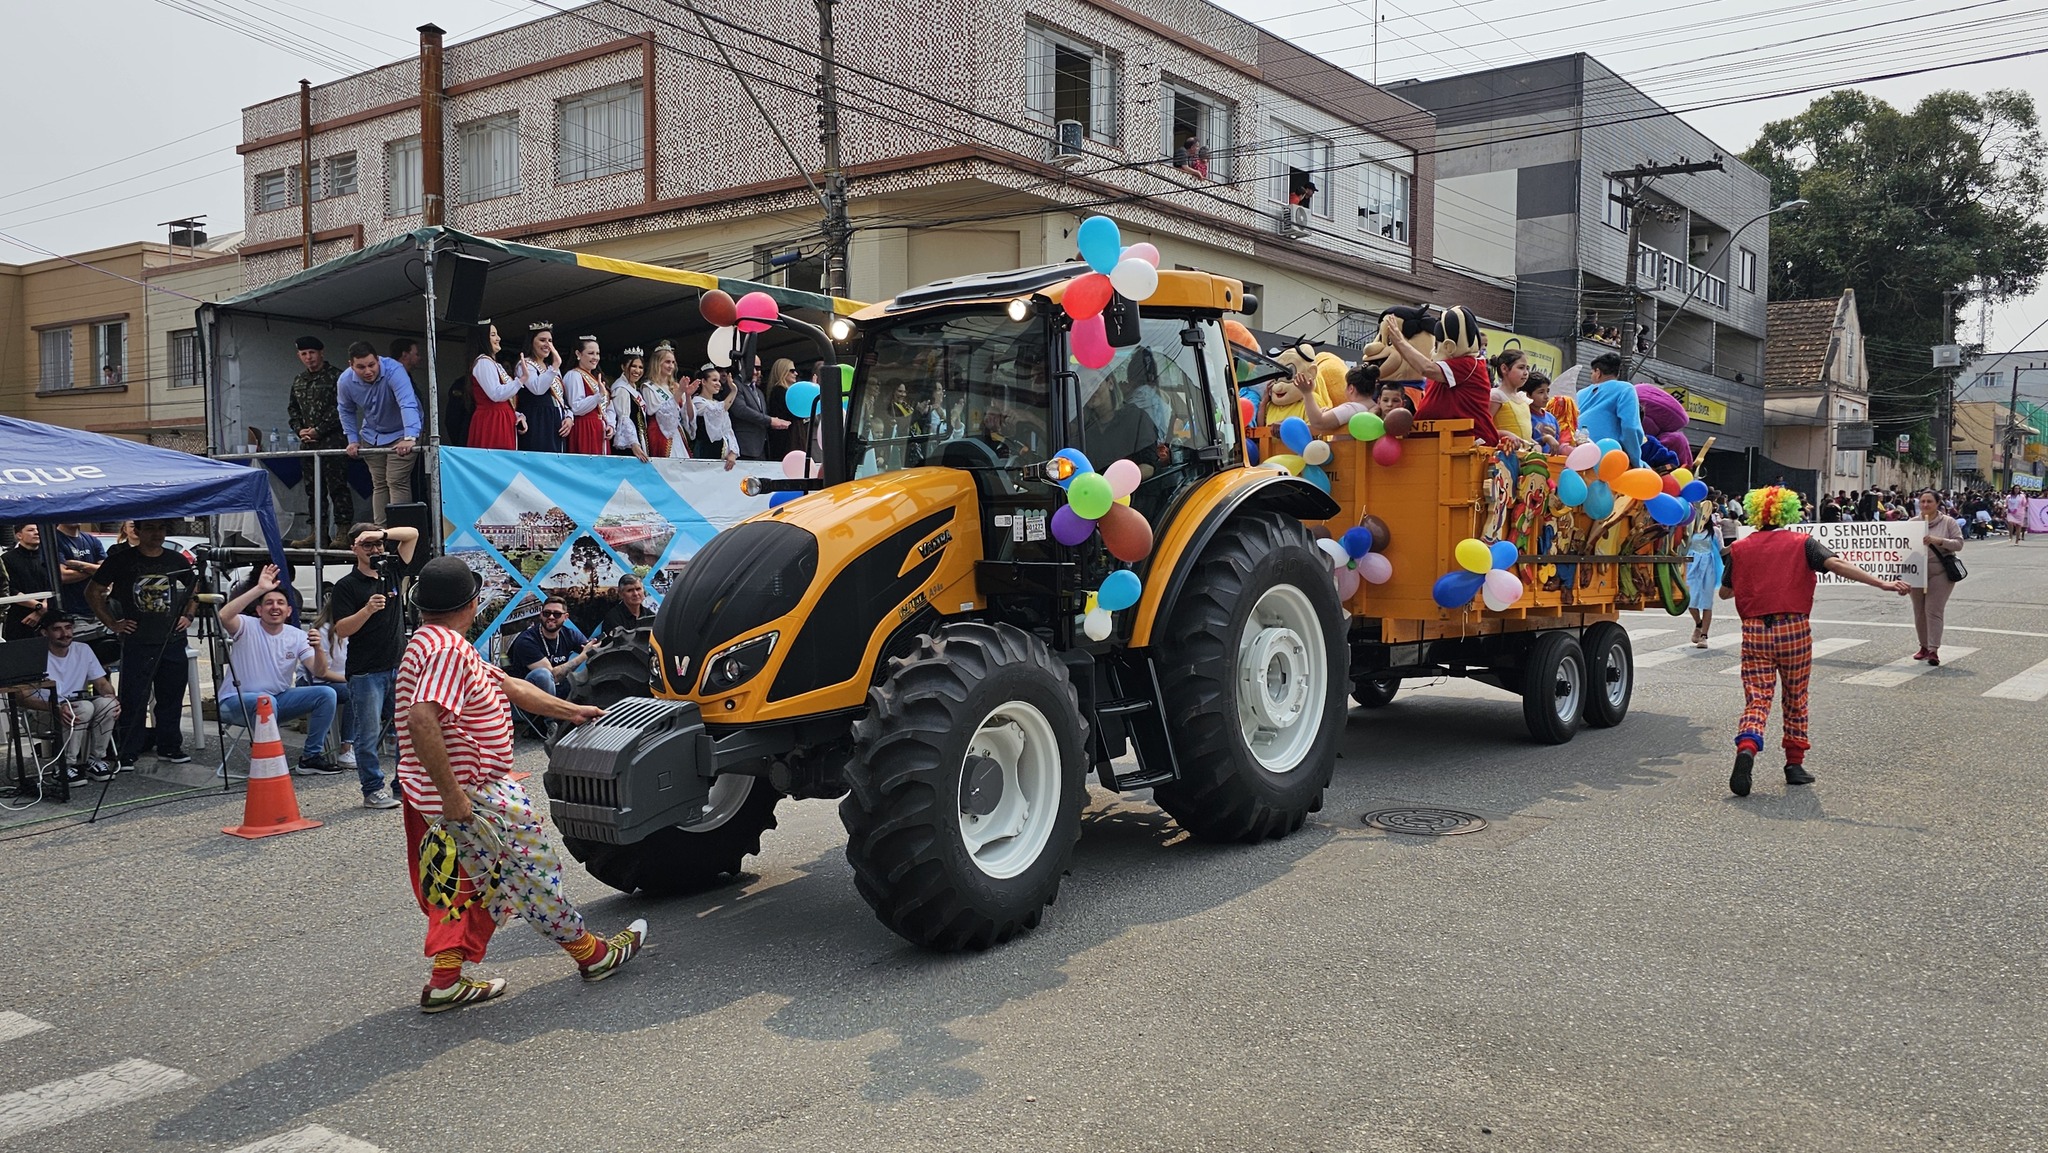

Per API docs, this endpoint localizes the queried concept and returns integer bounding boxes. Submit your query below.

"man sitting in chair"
[11,614,120,784]
[509,596,598,701]
[218,565,339,775]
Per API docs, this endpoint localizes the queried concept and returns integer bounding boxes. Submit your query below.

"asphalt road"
[3,538,2043,1152]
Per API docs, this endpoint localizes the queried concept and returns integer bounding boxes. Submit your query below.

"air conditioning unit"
[1052,119,1084,165]
[1280,203,1312,238]
[1689,235,1711,259]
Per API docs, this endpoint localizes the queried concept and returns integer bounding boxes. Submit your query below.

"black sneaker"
[158,750,192,765]
[1730,750,1754,797]
[116,760,138,774]
[64,765,87,784]
[85,761,117,782]
[295,753,345,776]
[1785,763,1815,786]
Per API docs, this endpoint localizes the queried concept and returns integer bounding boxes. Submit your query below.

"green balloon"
[1348,411,1386,442]
[1067,473,1114,519]
[837,364,854,395]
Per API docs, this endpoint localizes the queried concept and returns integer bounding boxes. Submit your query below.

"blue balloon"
[1583,480,1615,520]
[1596,438,1622,456]
[1648,493,1691,527]
[1556,469,1589,507]
[1431,570,1485,609]
[1077,216,1123,275]
[768,489,800,508]
[1680,479,1709,503]
[1340,526,1375,559]
[1096,569,1143,613]
[785,380,822,419]
[1053,447,1095,489]
[1301,463,1331,493]
[1489,540,1519,570]
[1278,416,1313,454]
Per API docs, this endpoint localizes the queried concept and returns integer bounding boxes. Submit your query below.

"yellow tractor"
[547,264,1347,950]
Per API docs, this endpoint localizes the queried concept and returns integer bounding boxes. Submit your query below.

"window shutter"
[1024,29,1050,119]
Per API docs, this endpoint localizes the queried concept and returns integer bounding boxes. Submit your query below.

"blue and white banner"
[438,447,783,659]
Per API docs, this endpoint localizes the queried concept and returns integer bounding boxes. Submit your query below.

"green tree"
[1743,89,2048,461]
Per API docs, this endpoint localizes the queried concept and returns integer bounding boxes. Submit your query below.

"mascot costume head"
[1361,305,1437,385]
[1432,305,1484,362]
[1265,338,1322,425]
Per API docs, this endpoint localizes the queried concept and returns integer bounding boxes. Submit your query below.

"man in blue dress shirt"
[337,341,423,520]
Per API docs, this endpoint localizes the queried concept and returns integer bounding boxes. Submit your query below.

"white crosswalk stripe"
[1983,657,2048,702]
[225,1124,386,1153]
[0,1012,52,1045]
[1635,631,1738,668]
[1626,627,1674,644]
[1843,647,1979,688]
[0,1058,193,1140]
[1719,636,1867,674]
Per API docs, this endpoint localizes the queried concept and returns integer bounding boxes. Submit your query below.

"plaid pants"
[1737,614,1812,756]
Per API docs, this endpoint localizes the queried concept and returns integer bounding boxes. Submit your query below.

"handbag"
[1936,548,1967,583]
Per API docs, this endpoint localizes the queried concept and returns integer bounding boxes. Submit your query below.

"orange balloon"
[1596,448,1630,484]
[1099,502,1155,563]
[1616,467,1662,501]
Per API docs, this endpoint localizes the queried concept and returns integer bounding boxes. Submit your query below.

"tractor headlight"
[701,632,778,695]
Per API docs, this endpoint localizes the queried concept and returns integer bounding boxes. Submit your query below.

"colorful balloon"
[1432,570,1485,609]
[1680,479,1710,503]
[706,325,737,368]
[1278,416,1313,454]
[1316,538,1350,569]
[1301,464,1331,493]
[1123,241,1161,267]
[698,289,738,328]
[1099,502,1154,562]
[1481,568,1525,612]
[1371,436,1402,466]
[1334,567,1362,600]
[1358,551,1393,584]
[1050,505,1096,546]
[1454,537,1492,575]
[1347,411,1386,442]
[1583,481,1615,520]
[1596,438,1622,455]
[1267,453,1305,476]
[1109,257,1159,301]
[1301,439,1332,467]
[734,290,779,334]
[1083,606,1114,641]
[1597,449,1630,483]
[1238,396,1256,427]
[1488,540,1519,570]
[784,380,822,419]
[1616,467,1662,501]
[1064,273,1113,321]
[1564,442,1601,472]
[1096,569,1142,612]
[1341,527,1374,559]
[1671,467,1695,486]
[1071,313,1113,370]
[780,450,809,479]
[768,489,799,508]
[1067,472,1114,519]
[1660,473,1683,498]
[1359,514,1391,554]
[1647,493,1691,527]
[1384,408,1415,438]
[1052,447,1094,489]
[1077,215,1123,275]
[1556,469,1589,507]
[1103,458,1143,499]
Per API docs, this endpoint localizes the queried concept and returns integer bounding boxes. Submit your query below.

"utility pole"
[1607,157,1724,375]
[2005,363,2024,488]
[298,80,314,269]
[816,0,850,298]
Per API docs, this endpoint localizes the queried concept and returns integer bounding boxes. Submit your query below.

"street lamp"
[1629,198,1809,379]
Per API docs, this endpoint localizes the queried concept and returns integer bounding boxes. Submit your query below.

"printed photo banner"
[438,447,785,660]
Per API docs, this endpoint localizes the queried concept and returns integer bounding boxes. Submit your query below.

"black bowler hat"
[411,556,482,613]
[296,336,325,351]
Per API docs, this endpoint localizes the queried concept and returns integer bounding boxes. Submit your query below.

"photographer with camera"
[327,521,420,809]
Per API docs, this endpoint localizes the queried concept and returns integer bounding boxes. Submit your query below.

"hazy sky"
[5,0,2044,353]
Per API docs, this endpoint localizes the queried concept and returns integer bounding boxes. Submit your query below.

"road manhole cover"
[1361,807,1488,836]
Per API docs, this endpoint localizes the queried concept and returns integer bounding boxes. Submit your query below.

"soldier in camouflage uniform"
[290,336,353,547]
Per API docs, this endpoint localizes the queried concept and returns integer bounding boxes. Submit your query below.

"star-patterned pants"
[443,777,589,949]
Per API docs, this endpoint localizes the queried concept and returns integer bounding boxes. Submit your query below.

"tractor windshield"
[849,311,1051,477]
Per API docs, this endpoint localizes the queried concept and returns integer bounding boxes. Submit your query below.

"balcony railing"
[1637,243,1728,309]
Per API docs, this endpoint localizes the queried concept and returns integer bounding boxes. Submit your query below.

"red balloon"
[1238,396,1255,427]
[1371,436,1402,466]
[1383,407,1415,438]
[1661,473,1683,497]
[1064,273,1114,321]
[1099,502,1155,563]
[699,289,738,328]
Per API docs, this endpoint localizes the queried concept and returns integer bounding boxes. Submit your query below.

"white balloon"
[1301,439,1332,467]
[1109,256,1159,301]
[1481,569,1525,611]
[707,325,738,368]
[1315,537,1349,569]
[1083,606,1114,641]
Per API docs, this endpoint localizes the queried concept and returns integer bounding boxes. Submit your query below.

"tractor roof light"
[1007,297,1034,322]
[828,317,854,341]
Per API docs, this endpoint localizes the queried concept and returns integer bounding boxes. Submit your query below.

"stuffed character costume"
[1265,339,1328,426]
[1361,306,1436,388]
[1548,394,1581,447]
[1413,305,1500,444]
[1575,376,1644,463]
[1636,384,1691,469]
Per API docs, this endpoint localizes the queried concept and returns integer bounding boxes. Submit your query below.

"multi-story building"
[232,0,1508,350]
[1763,291,1870,499]
[1392,54,1774,452]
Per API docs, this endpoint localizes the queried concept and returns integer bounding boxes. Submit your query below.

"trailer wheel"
[1581,621,1633,729]
[1522,631,1586,745]
[1351,676,1400,710]
[841,622,1087,951]
[1153,512,1346,842]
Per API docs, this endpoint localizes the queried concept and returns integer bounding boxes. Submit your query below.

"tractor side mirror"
[1103,294,1143,348]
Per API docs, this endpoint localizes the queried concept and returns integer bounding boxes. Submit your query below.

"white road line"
[1718,636,1869,674]
[1843,646,1979,689]
[225,1124,386,1153]
[1808,619,2048,639]
[0,1058,194,1141]
[0,1013,52,1044]
[1626,628,1674,643]
[1636,631,1739,668]
[1983,658,2048,702]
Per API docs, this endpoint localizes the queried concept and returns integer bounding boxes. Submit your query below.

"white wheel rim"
[957,701,1062,880]
[1553,652,1584,724]
[1235,583,1327,773]
[681,774,755,832]
[1601,641,1629,710]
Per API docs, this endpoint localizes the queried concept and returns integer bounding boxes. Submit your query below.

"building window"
[458,114,521,203]
[38,329,73,392]
[1739,247,1757,292]
[1026,22,1119,145]
[558,83,644,183]
[254,168,294,213]
[169,329,202,389]
[1163,81,1230,179]
[316,152,357,200]
[1603,178,1631,231]
[386,135,423,217]
[1360,162,1410,244]
[94,322,125,386]
[1273,124,1332,218]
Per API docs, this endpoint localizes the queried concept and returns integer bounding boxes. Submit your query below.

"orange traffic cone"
[223,694,322,839]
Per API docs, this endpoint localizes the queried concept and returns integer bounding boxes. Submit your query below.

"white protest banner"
[1804,521,1924,589]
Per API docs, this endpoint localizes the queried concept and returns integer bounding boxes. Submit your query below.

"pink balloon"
[1072,314,1113,370]
[735,290,779,334]
[1124,242,1161,267]
[781,450,808,479]
[1481,568,1525,611]
[1103,458,1142,499]
[1358,551,1393,584]
[1371,436,1403,467]
[1564,441,1601,472]
[1334,567,1361,600]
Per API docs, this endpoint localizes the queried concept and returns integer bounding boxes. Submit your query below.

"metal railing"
[1637,243,1728,309]
[212,443,429,600]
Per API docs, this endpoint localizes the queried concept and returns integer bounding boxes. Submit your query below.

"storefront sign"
[1481,327,1565,380]
[1804,521,1924,589]
[1895,434,1912,454]
[1662,386,1728,426]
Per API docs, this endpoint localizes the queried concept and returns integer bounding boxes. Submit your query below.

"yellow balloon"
[1671,467,1694,486]
[1454,537,1492,574]
[1616,467,1662,501]
[1115,495,1131,506]
[1268,453,1306,476]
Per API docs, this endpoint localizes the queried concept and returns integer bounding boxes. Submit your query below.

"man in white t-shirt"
[218,565,339,774]
[12,614,120,782]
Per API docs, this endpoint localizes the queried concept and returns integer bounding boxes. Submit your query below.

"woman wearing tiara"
[642,342,681,458]
[608,346,650,461]
[465,321,525,451]
[681,369,741,470]
[562,335,611,455]
[517,322,570,453]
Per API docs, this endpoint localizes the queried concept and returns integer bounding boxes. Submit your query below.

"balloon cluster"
[700,289,782,368]
[1049,449,1155,563]
[1435,538,1523,611]
[1315,521,1393,601]
[1555,437,1708,527]
[1083,571,1142,641]
[1267,417,1332,493]
[1065,216,1162,370]
[1350,406,1413,466]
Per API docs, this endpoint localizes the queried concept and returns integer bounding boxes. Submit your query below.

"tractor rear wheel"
[1351,676,1400,709]
[1153,512,1347,842]
[841,622,1087,951]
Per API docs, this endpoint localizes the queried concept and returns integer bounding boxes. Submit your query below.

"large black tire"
[1581,621,1633,729]
[1521,631,1586,745]
[567,632,653,710]
[1152,512,1347,842]
[1351,676,1400,709]
[840,622,1088,951]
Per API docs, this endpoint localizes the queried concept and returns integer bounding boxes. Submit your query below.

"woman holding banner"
[1911,490,1965,666]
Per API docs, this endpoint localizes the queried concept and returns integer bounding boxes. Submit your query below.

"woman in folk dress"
[640,342,680,458]
[516,323,569,453]
[561,337,611,455]
[464,322,525,451]
[608,347,650,461]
